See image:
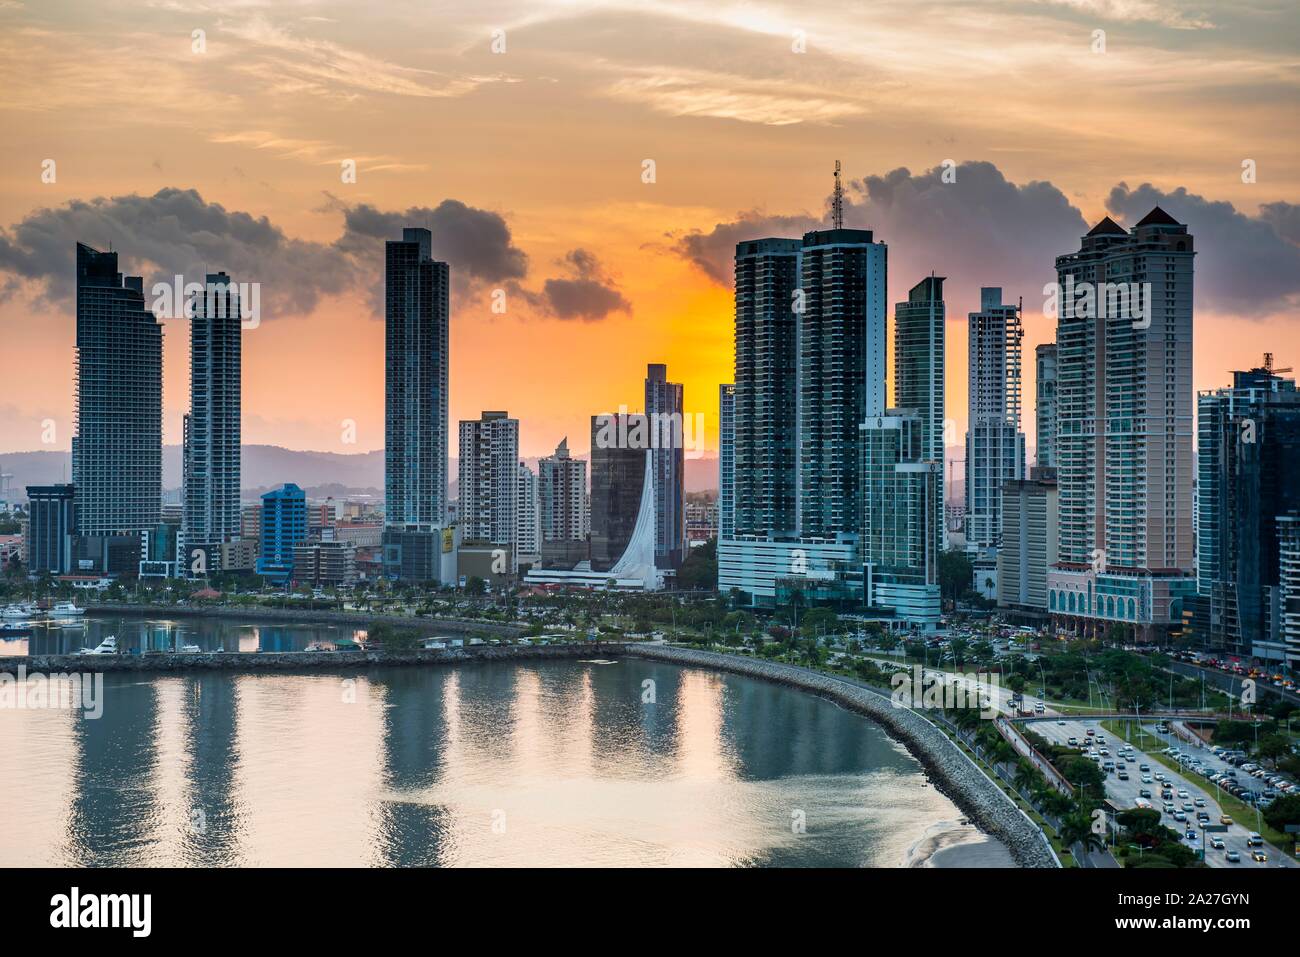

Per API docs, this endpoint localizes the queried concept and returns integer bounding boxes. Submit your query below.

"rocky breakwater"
[624,645,1060,868]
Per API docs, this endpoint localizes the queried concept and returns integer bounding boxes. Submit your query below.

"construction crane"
[1263,352,1293,375]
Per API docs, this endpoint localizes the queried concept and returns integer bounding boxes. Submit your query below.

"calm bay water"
[0,617,1012,867]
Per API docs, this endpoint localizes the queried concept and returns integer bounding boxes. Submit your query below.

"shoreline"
[0,627,1059,868]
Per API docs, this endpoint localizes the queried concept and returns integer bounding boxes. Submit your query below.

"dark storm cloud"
[672,161,1086,313]
[0,187,352,315]
[540,248,631,322]
[333,198,528,283]
[1106,183,1300,315]
[0,188,614,321]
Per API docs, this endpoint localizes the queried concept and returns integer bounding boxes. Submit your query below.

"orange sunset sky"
[1,0,1297,465]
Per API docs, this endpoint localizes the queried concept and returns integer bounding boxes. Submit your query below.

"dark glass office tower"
[26,484,75,576]
[733,237,801,537]
[383,228,449,580]
[1195,361,1300,660]
[798,227,887,538]
[590,413,647,571]
[645,363,684,568]
[182,272,242,565]
[72,242,162,538]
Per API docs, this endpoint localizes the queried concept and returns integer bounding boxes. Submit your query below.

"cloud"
[1106,183,1300,315]
[671,161,1087,309]
[0,188,628,323]
[333,198,529,285]
[539,249,632,322]
[0,187,352,316]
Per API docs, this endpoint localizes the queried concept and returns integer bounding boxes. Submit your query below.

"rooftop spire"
[832,159,844,229]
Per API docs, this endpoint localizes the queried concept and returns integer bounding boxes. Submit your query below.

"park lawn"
[1101,719,1296,858]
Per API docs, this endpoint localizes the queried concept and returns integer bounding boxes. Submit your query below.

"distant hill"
[0,446,721,501]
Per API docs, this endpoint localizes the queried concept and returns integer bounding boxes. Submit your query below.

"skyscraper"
[538,438,588,543]
[1035,344,1058,468]
[458,411,520,566]
[516,460,541,567]
[718,383,735,542]
[182,272,242,572]
[1048,208,1196,640]
[645,363,685,568]
[590,413,648,571]
[997,472,1059,612]
[798,227,887,538]
[860,410,942,628]
[893,275,945,562]
[965,287,1025,552]
[383,228,449,581]
[1194,360,1300,661]
[733,238,801,537]
[72,242,163,541]
[1278,514,1300,669]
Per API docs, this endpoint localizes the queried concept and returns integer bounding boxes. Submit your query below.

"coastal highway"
[1030,717,1295,868]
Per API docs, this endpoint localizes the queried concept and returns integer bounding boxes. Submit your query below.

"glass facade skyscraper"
[72,242,163,539]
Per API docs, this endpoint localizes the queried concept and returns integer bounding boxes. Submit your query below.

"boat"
[79,635,118,655]
[1,603,36,620]
[50,601,85,618]
[177,644,202,653]
[0,623,33,638]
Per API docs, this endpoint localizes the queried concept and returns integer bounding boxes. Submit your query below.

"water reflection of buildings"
[65,676,161,865]
[180,674,242,864]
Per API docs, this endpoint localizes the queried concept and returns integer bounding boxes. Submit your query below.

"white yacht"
[79,635,118,655]
[1,603,36,620]
[177,643,202,653]
[50,601,85,618]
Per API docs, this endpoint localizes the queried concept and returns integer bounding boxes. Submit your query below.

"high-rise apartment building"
[799,227,888,538]
[538,438,588,543]
[72,243,163,540]
[860,410,942,628]
[182,273,242,572]
[997,471,1059,612]
[516,461,541,566]
[1278,514,1300,669]
[893,275,945,562]
[383,227,449,580]
[965,287,1025,551]
[719,384,735,541]
[1194,361,1300,661]
[733,238,801,537]
[1035,344,1058,468]
[645,363,685,568]
[458,412,520,566]
[1048,208,1196,640]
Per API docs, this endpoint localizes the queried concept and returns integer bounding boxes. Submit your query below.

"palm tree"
[1059,813,1107,855]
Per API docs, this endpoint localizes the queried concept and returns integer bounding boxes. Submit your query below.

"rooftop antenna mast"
[832,160,844,229]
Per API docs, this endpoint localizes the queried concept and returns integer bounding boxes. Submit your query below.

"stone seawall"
[623,645,1060,868]
[0,642,607,675]
[83,603,526,638]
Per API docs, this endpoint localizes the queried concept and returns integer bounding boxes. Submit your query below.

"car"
[1141,775,1152,784]
[1247,833,1263,847]
[1251,850,1268,863]
[1139,764,1150,772]
[1117,771,1129,780]
[1210,837,1225,849]
[1163,802,1174,813]
[1225,849,1241,863]
[1139,788,1152,798]
[1182,802,1193,811]
[1177,790,1189,798]
[1185,829,1198,841]
[1125,754,1136,763]
[1086,728,1096,736]
[1056,719,1065,726]
[1174,811,1187,822]
[1194,798,1206,807]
